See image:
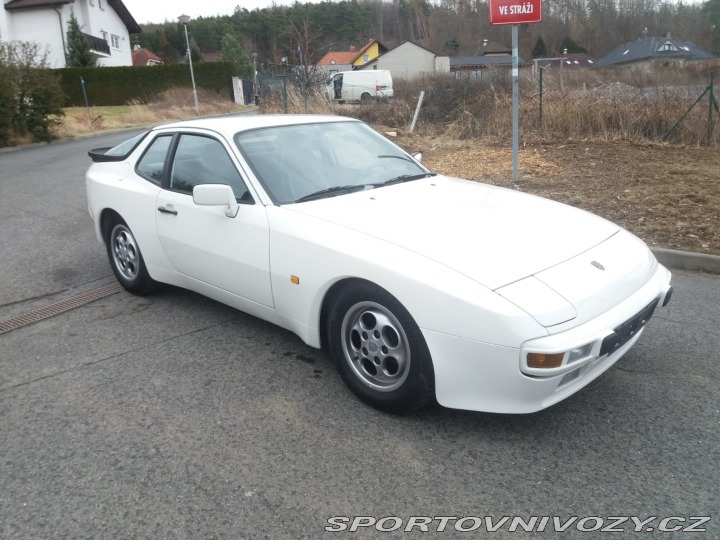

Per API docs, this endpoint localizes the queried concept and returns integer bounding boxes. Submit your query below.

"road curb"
[651,247,720,274]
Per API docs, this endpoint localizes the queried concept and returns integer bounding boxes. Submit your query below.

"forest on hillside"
[135,0,720,68]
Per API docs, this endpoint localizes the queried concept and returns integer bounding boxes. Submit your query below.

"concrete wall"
[435,55,450,74]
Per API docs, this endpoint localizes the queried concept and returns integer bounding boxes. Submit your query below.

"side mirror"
[193,184,239,218]
[411,151,422,163]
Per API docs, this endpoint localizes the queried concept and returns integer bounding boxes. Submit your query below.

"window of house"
[170,135,251,203]
[89,0,94,5]
[101,31,108,43]
[111,35,120,49]
[658,41,678,52]
[363,54,369,63]
[98,0,104,9]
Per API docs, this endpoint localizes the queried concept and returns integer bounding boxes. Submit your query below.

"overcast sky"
[122,0,705,26]
[122,0,307,25]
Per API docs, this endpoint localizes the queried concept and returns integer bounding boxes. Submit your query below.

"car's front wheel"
[105,218,156,295]
[327,282,435,413]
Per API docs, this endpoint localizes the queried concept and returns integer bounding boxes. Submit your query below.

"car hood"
[288,176,619,290]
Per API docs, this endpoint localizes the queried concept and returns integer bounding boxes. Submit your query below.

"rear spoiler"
[88,147,127,162]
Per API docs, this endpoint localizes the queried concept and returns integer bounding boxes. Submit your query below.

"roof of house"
[108,0,141,34]
[201,51,222,63]
[535,53,596,68]
[4,0,72,8]
[132,47,162,66]
[451,55,526,67]
[4,0,142,34]
[475,41,511,55]
[597,36,714,67]
[317,39,387,66]
[317,51,360,66]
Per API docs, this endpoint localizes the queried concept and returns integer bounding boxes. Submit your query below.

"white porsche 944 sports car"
[86,115,672,414]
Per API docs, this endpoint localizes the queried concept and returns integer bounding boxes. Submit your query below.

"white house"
[358,41,450,80]
[1,0,141,68]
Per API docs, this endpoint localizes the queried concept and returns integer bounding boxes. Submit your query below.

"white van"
[326,70,394,103]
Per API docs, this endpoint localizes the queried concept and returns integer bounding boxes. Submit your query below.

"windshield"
[234,121,433,204]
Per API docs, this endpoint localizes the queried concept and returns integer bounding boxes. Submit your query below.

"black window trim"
[133,132,174,187]
[88,130,149,163]
[163,131,255,205]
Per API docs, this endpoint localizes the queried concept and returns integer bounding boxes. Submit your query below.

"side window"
[136,134,172,185]
[170,134,252,203]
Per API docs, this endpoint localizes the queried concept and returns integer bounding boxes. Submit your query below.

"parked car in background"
[85,115,672,414]
[325,70,393,102]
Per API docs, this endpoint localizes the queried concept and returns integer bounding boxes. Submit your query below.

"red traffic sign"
[489,0,542,24]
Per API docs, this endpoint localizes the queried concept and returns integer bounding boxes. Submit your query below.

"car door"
[155,132,273,307]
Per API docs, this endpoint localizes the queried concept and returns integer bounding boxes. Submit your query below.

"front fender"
[267,207,547,349]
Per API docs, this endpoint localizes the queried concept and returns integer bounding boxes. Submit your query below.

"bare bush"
[179,67,718,146]
[260,85,335,115]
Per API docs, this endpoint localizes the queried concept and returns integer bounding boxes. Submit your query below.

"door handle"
[157,206,178,215]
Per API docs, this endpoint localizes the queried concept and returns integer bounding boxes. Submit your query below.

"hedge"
[54,62,236,106]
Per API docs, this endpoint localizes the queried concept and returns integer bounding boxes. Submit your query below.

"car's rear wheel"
[360,92,372,103]
[105,218,156,295]
[327,282,435,413]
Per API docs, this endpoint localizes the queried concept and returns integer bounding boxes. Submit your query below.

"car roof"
[154,114,358,139]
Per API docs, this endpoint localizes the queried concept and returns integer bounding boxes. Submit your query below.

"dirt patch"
[390,132,720,256]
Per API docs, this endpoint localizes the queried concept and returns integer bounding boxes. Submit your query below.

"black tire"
[105,218,156,295]
[360,92,372,103]
[327,281,435,414]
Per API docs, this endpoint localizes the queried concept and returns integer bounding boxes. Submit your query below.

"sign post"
[489,0,542,180]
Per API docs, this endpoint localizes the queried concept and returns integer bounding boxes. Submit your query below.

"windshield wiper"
[374,172,436,187]
[295,184,366,203]
[377,154,415,163]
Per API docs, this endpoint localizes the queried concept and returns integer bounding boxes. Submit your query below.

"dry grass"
[260,86,335,115]
[53,87,251,138]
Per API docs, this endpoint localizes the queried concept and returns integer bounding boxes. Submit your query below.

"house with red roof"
[317,39,388,75]
[131,45,162,66]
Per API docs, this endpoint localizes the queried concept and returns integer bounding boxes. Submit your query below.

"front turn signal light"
[527,353,564,369]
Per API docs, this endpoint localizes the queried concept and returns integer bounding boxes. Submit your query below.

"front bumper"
[424,263,672,413]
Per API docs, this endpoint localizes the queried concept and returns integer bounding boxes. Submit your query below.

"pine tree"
[531,36,548,58]
[443,37,460,54]
[65,12,96,67]
[560,36,587,54]
[220,33,253,79]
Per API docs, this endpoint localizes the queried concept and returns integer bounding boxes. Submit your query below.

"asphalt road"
[0,132,718,539]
